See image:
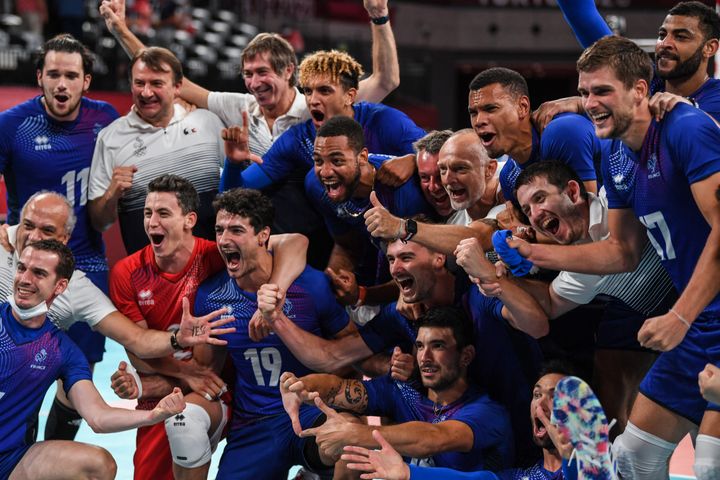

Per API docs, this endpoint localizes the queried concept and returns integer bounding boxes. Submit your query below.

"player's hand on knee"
[699,364,720,404]
[153,387,186,421]
[248,309,273,342]
[182,360,226,401]
[111,361,140,399]
[389,347,415,382]
[0,224,13,253]
[637,310,689,352]
[257,283,286,322]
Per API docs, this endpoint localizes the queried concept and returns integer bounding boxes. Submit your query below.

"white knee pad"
[612,421,676,480]
[694,434,720,480]
[165,402,228,468]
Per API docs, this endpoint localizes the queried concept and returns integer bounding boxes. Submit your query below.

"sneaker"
[552,376,617,480]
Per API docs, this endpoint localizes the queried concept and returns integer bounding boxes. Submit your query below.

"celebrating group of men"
[0,0,719,478]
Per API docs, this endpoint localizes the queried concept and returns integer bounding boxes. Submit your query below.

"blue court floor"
[37,339,693,480]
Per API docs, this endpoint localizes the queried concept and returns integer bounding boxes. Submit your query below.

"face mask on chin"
[7,294,48,321]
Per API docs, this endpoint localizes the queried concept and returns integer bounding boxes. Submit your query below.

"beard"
[657,44,704,81]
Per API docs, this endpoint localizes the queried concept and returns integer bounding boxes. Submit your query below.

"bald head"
[438,129,496,211]
[17,191,75,254]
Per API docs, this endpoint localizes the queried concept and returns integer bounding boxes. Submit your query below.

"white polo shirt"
[207,87,310,156]
[0,226,116,330]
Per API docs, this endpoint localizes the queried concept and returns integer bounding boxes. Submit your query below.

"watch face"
[406,219,418,234]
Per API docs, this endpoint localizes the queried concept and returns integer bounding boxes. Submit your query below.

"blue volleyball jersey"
[499,113,603,202]
[603,104,720,316]
[0,302,91,454]
[0,96,119,271]
[363,376,513,472]
[407,459,567,480]
[194,266,349,426]
[220,101,426,190]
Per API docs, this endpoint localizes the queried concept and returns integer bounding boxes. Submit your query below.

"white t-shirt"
[0,226,116,330]
[207,88,310,156]
[551,192,673,314]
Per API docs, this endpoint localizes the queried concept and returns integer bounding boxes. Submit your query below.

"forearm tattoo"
[342,379,368,411]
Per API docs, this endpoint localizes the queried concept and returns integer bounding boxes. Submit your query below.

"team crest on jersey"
[34,135,51,151]
[31,348,48,370]
[138,289,154,306]
[282,299,295,319]
[133,136,147,157]
[647,153,660,179]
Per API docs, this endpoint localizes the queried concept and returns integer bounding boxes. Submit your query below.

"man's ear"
[258,226,271,246]
[566,180,583,203]
[517,95,531,120]
[184,211,198,230]
[460,344,476,367]
[53,278,69,298]
[357,147,369,167]
[704,38,719,58]
[345,87,358,107]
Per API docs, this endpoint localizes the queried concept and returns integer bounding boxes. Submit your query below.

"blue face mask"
[7,294,48,320]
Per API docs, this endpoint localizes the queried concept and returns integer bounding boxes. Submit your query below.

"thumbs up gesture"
[364,191,403,240]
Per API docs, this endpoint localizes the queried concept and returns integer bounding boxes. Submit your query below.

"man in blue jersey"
[0,33,119,441]
[468,67,601,205]
[220,49,425,193]
[168,188,356,479]
[0,239,186,480]
[307,116,432,293]
[338,361,579,480]
[537,1,720,123]
[508,36,720,479]
[280,306,514,474]
[262,233,544,467]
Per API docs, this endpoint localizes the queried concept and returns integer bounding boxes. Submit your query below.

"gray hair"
[413,130,453,155]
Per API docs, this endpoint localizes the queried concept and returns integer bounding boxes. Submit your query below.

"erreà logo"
[138,289,155,306]
[34,135,51,151]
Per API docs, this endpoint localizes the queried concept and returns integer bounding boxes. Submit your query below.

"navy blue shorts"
[216,405,331,479]
[67,270,107,364]
[639,313,720,425]
[0,444,31,479]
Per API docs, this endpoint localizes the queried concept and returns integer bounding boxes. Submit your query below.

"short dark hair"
[469,67,529,99]
[316,116,366,155]
[413,130,453,155]
[242,33,298,87]
[537,359,577,379]
[514,160,588,201]
[35,34,94,75]
[668,1,720,42]
[129,47,183,84]
[147,174,199,215]
[26,239,75,280]
[577,36,653,90]
[213,188,274,234]
[416,306,474,350]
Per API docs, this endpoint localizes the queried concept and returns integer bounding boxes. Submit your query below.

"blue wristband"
[492,230,534,277]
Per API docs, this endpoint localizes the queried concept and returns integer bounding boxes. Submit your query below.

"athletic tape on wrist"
[125,363,143,399]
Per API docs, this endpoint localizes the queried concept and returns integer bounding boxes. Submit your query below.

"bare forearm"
[302,374,368,413]
[416,223,494,255]
[269,233,309,292]
[365,281,400,306]
[98,316,175,359]
[272,314,371,371]
[497,278,550,338]
[527,240,637,275]
[357,19,399,102]
[672,225,720,322]
[88,196,119,232]
[137,374,177,399]
[377,422,473,457]
[108,21,145,58]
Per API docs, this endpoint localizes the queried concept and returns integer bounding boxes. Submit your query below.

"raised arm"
[356,0,400,103]
[99,0,212,108]
[509,207,646,275]
[69,380,185,433]
[258,284,373,371]
[556,0,612,49]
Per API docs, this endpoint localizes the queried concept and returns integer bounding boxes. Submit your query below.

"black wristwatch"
[371,15,390,25]
[170,331,183,350]
[401,218,417,243]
